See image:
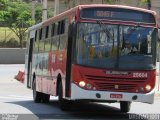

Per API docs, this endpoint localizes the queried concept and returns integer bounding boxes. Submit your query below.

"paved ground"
[0,64,160,120]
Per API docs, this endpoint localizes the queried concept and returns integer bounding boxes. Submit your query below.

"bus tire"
[58,82,70,110]
[42,93,50,103]
[120,101,131,112]
[33,78,42,103]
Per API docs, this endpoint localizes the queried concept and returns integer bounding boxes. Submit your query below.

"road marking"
[0,95,32,100]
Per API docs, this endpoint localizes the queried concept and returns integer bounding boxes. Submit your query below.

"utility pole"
[54,0,59,16]
[32,0,36,21]
[42,0,48,21]
[147,0,151,10]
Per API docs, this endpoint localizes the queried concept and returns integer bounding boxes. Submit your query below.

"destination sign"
[80,7,155,24]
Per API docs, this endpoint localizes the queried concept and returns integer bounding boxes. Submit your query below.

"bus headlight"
[145,84,151,91]
[79,81,86,88]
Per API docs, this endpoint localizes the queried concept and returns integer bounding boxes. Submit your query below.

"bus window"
[61,20,65,34]
[39,28,43,40]
[65,19,69,34]
[45,26,49,38]
[58,21,61,35]
[51,23,55,37]
[34,30,39,53]
[54,22,58,36]
[57,20,66,35]
[59,36,67,50]
[45,39,51,52]
[39,40,45,52]
[51,38,59,51]
[35,30,37,42]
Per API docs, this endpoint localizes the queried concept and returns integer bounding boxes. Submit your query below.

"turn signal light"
[86,83,92,89]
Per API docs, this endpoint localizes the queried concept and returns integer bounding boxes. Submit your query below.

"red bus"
[25,4,158,112]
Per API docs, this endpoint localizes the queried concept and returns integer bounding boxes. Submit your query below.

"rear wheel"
[42,93,50,103]
[32,78,42,103]
[120,101,131,112]
[58,82,70,110]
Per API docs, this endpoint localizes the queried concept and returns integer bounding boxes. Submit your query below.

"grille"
[85,75,146,92]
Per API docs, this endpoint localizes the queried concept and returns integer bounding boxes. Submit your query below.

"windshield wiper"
[97,20,114,40]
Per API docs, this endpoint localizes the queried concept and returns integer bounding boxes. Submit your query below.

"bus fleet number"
[133,73,148,78]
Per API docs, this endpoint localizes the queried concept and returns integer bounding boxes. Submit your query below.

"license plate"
[110,94,123,99]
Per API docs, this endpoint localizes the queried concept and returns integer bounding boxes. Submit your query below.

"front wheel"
[58,83,71,110]
[42,93,50,103]
[120,101,131,112]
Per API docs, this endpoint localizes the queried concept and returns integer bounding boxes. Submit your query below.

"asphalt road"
[0,64,160,120]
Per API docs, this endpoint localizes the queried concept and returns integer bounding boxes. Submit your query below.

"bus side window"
[45,38,51,52]
[39,28,45,52]
[39,28,43,40]
[51,39,59,51]
[34,30,39,53]
[35,30,37,42]
[57,20,65,35]
[39,40,45,52]
[54,22,58,36]
[65,19,69,34]
[58,21,61,35]
[61,20,65,34]
[59,36,67,50]
[45,25,49,38]
[51,23,55,37]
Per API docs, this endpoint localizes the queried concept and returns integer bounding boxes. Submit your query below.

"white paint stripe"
[8,95,32,99]
[0,95,32,100]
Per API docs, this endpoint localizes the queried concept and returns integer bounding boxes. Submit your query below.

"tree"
[0,0,34,47]
[139,0,151,10]
[147,0,151,10]
[104,0,115,4]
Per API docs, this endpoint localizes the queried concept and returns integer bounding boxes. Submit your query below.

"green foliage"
[0,0,8,10]
[3,1,34,27]
[0,0,53,47]
[34,2,54,23]
[0,0,34,47]
[0,38,26,48]
[35,3,43,23]
[138,0,148,7]
[104,0,115,4]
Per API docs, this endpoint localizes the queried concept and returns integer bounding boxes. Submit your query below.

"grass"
[0,27,19,41]
[0,27,28,48]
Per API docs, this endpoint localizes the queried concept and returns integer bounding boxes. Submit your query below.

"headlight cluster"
[78,81,96,90]
[138,84,152,92]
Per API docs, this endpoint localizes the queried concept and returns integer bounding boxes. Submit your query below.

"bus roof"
[29,4,157,30]
[78,4,156,15]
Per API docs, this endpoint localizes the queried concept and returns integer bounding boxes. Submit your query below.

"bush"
[0,38,26,48]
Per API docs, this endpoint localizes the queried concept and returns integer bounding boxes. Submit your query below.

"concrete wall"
[0,48,25,64]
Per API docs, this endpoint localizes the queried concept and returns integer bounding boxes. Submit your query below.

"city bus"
[25,4,158,112]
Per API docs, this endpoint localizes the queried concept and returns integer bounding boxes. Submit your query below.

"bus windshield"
[76,23,156,70]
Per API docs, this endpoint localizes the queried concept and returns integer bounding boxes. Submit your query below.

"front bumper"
[71,83,155,104]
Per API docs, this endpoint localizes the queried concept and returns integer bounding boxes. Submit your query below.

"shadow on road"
[6,100,149,120]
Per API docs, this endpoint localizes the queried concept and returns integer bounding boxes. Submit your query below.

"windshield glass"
[76,23,156,70]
